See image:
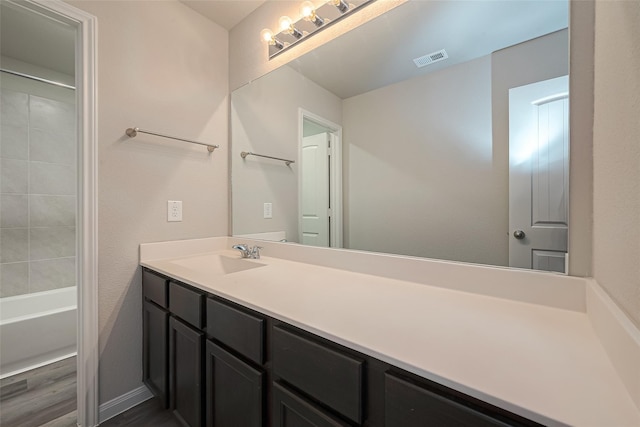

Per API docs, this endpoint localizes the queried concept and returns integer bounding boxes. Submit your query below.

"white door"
[300,133,330,246]
[509,76,569,273]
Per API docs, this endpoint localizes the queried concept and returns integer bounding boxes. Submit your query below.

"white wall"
[67,0,229,404]
[231,65,342,241]
[592,1,640,329]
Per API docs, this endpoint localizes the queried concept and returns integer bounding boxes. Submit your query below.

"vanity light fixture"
[260,28,284,49]
[300,1,324,27]
[260,0,373,59]
[279,16,303,39]
[331,0,350,13]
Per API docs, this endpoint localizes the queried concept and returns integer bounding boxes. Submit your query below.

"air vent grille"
[413,49,449,68]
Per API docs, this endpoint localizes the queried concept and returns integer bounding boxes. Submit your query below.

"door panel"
[509,76,569,273]
[301,133,330,247]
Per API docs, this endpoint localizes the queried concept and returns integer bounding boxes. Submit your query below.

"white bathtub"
[0,287,77,378]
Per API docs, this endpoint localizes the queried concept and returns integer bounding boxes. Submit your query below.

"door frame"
[298,109,343,248]
[5,1,100,425]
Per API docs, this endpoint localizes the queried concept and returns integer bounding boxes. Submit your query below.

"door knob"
[513,230,526,240]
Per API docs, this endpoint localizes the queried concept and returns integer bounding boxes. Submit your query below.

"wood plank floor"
[101,397,181,427]
[0,356,77,427]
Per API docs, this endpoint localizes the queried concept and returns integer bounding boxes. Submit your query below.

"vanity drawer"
[169,282,204,329]
[206,297,265,365]
[142,268,168,308]
[272,326,364,424]
[384,373,512,427]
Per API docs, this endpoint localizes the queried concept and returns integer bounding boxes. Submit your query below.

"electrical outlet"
[264,202,273,219]
[168,200,183,222]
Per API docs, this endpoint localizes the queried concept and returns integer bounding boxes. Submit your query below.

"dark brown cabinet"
[169,316,204,427]
[272,326,363,425]
[384,373,511,427]
[142,267,540,427]
[205,341,264,427]
[143,299,169,407]
[272,382,350,427]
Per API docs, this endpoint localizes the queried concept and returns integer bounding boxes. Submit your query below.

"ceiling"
[179,0,267,30]
[287,0,569,99]
[0,3,76,76]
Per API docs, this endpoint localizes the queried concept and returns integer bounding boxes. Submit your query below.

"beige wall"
[67,0,229,404]
[592,1,640,329]
[231,65,342,241]
[229,0,405,91]
[343,56,504,264]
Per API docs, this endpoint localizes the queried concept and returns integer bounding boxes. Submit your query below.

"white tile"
[1,124,29,160]
[1,158,28,194]
[1,194,28,228]
[0,228,28,263]
[29,227,76,260]
[0,262,29,297]
[1,89,29,129]
[30,195,76,227]
[30,257,76,292]
[29,128,76,166]
[29,161,76,195]
[29,95,75,133]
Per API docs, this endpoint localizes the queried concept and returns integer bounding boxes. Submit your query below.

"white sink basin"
[169,254,264,276]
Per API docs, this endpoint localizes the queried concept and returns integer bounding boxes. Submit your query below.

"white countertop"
[140,242,640,427]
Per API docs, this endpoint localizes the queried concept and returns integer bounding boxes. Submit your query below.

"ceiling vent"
[413,49,449,68]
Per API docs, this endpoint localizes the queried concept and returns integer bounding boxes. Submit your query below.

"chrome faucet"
[232,244,263,259]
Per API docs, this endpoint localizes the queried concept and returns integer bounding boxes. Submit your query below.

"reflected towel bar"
[125,127,219,152]
[241,151,295,166]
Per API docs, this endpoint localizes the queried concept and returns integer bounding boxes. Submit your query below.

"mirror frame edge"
[568,0,595,277]
[228,0,593,278]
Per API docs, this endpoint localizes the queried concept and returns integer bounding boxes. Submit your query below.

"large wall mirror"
[231,0,571,273]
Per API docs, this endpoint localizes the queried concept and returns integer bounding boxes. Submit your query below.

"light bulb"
[300,1,316,20]
[300,1,324,26]
[278,15,303,39]
[260,28,274,43]
[279,16,293,32]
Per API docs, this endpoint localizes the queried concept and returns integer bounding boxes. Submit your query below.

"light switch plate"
[168,200,182,222]
[264,202,273,219]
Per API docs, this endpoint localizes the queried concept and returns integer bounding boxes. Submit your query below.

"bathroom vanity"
[143,267,538,427]
[140,237,640,427]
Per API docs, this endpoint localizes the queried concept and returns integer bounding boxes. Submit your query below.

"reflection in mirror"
[232,0,570,273]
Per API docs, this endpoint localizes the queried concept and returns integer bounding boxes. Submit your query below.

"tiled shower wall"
[0,88,77,298]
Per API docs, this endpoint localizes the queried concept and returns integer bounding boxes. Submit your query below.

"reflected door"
[300,133,330,246]
[509,76,569,273]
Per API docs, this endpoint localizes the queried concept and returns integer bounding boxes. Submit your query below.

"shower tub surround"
[0,287,77,377]
[140,237,640,427]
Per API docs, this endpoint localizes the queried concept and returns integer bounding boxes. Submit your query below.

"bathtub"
[0,287,77,378]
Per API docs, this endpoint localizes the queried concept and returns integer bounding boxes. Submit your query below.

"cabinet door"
[170,316,204,427]
[272,382,350,427]
[143,300,169,408]
[385,373,511,427]
[205,341,264,427]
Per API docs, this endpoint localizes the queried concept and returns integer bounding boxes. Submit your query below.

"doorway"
[0,0,97,426]
[298,110,343,248]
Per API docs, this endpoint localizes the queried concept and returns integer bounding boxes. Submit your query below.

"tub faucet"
[232,244,262,259]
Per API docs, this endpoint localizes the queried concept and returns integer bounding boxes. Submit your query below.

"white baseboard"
[98,385,154,424]
[587,279,640,411]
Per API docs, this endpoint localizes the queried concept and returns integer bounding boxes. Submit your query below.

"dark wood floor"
[101,397,181,427]
[0,356,77,427]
